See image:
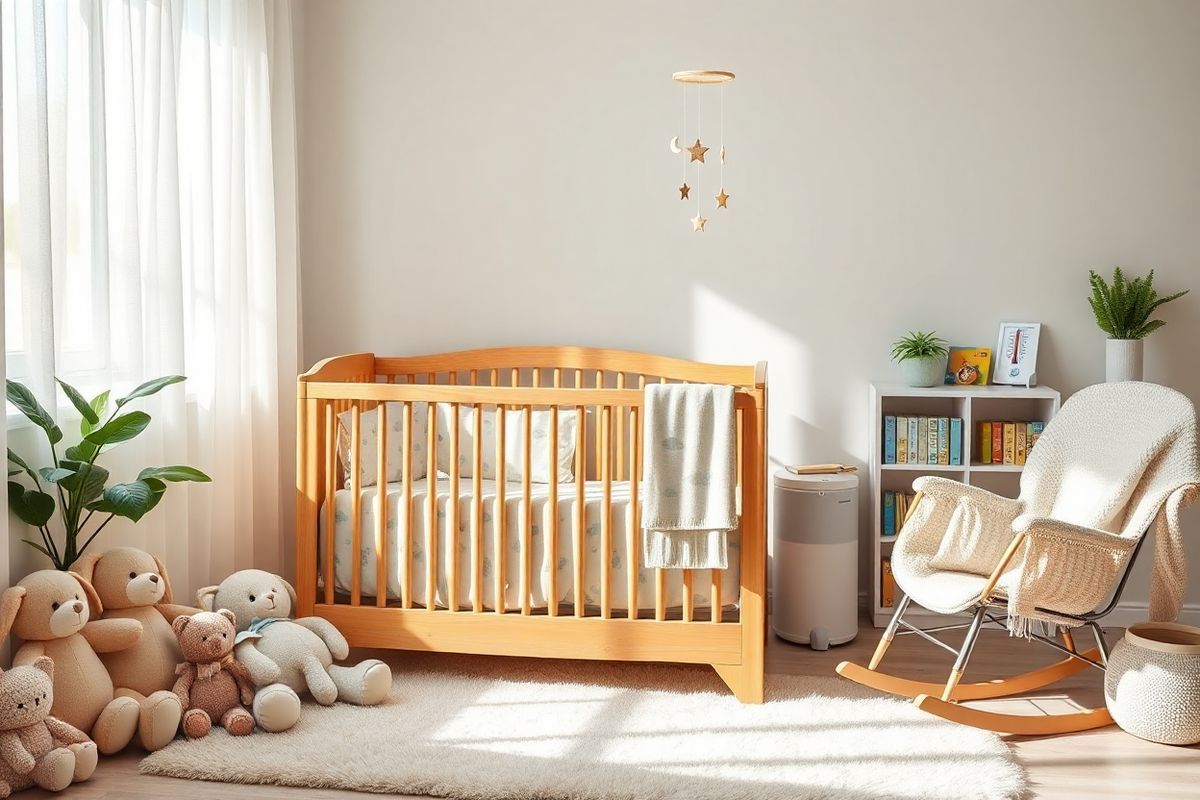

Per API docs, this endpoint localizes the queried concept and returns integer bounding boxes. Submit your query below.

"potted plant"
[891,331,949,388]
[6,375,210,570]
[1088,268,1189,382]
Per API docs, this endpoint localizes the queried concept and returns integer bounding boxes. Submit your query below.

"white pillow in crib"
[337,401,430,488]
[437,406,578,483]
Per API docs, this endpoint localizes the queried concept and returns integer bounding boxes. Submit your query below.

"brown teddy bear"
[0,570,181,754]
[71,547,197,697]
[171,610,256,738]
[0,656,97,797]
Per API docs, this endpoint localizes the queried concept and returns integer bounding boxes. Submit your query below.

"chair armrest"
[913,476,1023,515]
[1015,516,1139,553]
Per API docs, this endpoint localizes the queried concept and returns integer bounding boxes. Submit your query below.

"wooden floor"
[23,617,1199,799]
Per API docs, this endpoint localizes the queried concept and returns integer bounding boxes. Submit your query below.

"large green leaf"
[90,479,164,522]
[83,411,151,448]
[58,461,109,504]
[56,378,99,425]
[8,482,56,527]
[6,380,63,444]
[38,466,75,483]
[116,375,185,408]
[64,441,99,462]
[7,448,33,473]
[80,391,110,436]
[137,465,211,483]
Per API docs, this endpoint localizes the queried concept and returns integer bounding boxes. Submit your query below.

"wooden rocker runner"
[838,382,1200,736]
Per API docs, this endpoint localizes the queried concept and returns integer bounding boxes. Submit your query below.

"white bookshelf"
[868,382,1061,628]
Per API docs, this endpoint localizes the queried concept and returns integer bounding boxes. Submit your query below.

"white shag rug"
[141,653,1024,800]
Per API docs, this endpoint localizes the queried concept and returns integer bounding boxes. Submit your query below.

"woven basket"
[1104,622,1200,745]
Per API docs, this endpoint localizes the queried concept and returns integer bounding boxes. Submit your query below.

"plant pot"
[899,356,945,388]
[1104,622,1200,745]
[1105,339,1143,382]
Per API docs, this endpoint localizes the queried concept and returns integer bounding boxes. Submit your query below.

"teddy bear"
[197,570,391,710]
[171,610,256,738]
[0,570,180,754]
[0,656,97,797]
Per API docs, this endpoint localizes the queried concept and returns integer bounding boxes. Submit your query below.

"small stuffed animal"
[171,610,256,738]
[0,656,97,797]
[198,570,391,709]
[0,570,181,754]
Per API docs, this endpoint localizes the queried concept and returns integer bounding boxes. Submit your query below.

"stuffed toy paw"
[171,610,257,738]
[0,656,97,796]
[198,570,391,711]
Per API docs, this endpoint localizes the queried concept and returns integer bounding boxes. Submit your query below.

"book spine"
[949,417,963,466]
[992,422,1003,464]
[927,418,938,465]
[881,558,895,608]
[907,417,919,463]
[917,417,928,464]
[1003,422,1016,465]
[884,415,897,464]
[1029,420,1044,453]
[883,490,895,536]
[979,421,991,464]
[1016,422,1027,465]
[896,416,908,464]
[937,417,949,465]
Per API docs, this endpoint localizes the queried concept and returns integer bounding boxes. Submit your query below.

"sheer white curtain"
[2,0,300,597]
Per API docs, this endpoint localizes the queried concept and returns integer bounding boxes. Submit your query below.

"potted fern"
[1087,268,1189,382]
[6,375,210,569]
[891,331,949,388]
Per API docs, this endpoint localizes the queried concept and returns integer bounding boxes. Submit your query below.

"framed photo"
[944,346,993,386]
[994,322,1041,386]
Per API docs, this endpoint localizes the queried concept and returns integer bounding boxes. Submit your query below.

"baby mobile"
[669,69,734,232]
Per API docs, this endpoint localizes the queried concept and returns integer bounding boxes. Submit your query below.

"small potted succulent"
[891,331,948,388]
[1088,268,1189,382]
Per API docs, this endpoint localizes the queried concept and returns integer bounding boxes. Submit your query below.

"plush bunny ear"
[217,608,236,627]
[277,576,297,614]
[172,614,192,637]
[68,572,104,617]
[32,655,54,680]
[152,554,175,604]
[0,587,27,640]
[196,585,219,611]
[71,552,102,585]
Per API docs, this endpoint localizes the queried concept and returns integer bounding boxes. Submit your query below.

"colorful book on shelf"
[944,346,993,385]
[917,417,929,464]
[949,417,963,466]
[883,415,897,464]
[927,418,938,465]
[1003,422,1016,465]
[882,490,896,536]
[937,417,949,465]
[1029,420,1044,452]
[896,416,909,464]
[907,417,918,463]
[992,422,1003,464]
[1016,423,1027,465]
[979,421,992,463]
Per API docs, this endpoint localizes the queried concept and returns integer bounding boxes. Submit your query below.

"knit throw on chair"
[895,382,1200,636]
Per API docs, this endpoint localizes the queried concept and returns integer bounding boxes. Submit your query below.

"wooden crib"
[294,346,767,702]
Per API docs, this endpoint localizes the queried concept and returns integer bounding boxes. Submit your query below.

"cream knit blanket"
[641,384,738,570]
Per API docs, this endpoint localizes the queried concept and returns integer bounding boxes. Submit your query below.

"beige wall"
[296,1,1200,620]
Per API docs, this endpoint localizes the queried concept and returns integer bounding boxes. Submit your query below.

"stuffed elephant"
[196,570,391,709]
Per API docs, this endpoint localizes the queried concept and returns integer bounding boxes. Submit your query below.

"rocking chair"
[838,382,1200,735]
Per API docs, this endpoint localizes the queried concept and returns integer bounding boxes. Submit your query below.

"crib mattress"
[320,478,741,612]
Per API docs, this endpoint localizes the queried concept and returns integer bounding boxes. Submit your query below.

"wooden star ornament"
[678,182,690,200]
[715,188,729,208]
[691,213,708,232]
[687,139,709,163]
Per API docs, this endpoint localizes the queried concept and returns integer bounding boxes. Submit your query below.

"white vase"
[899,356,946,388]
[1105,339,1143,382]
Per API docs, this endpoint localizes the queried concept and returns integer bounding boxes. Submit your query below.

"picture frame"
[993,322,1041,387]
[944,346,993,386]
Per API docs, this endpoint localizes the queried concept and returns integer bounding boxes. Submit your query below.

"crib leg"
[713,661,764,704]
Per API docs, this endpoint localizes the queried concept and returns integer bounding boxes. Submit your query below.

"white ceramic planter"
[899,356,945,388]
[1105,339,1144,382]
[1104,621,1200,745]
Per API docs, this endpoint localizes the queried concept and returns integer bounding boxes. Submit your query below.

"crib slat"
[600,405,612,619]
[472,403,484,613]
[426,401,437,611]
[520,406,532,616]
[594,370,603,479]
[627,404,639,620]
[375,402,388,608]
[547,405,559,617]
[683,570,694,622]
[574,402,585,617]
[655,376,666,621]
[469,369,478,386]
[616,372,625,482]
[402,401,413,609]
[448,401,460,611]
[495,405,507,614]
[711,569,721,622]
[532,367,540,387]
[324,402,336,606]
[350,405,363,606]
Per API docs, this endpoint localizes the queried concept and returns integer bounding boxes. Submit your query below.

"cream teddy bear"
[0,570,179,754]
[0,656,97,797]
[197,570,391,708]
